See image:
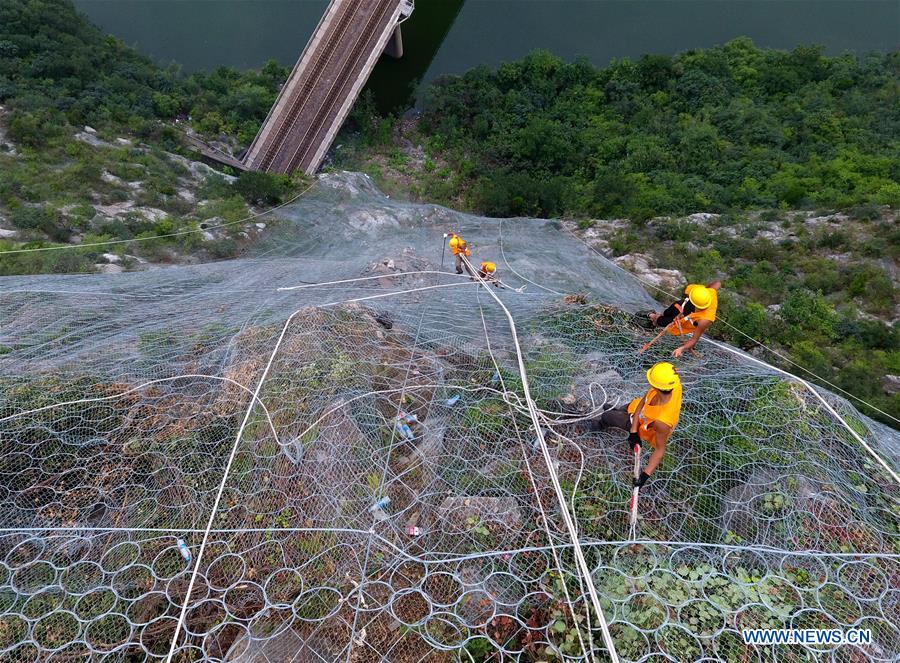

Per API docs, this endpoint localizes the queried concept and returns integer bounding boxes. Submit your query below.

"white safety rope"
[565,228,900,482]
[462,255,621,662]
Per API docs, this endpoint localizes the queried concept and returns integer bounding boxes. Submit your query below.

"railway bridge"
[243,0,414,176]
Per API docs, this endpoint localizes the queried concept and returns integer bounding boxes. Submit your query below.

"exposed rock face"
[563,219,628,257]
[685,212,720,224]
[100,170,123,185]
[882,375,900,395]
[92,202,169,224]
[75,130,109,147]
[612,253,684,293]
[365,248,438,290]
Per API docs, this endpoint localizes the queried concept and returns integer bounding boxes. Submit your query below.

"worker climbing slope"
[447,231,474,276]
[477,261,500,287]
[590,362,682,487]
[641,281,722,357]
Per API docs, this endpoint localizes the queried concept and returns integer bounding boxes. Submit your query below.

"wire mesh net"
[1,172,898,662]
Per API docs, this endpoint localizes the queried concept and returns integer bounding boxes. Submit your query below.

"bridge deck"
[244,0,404,175]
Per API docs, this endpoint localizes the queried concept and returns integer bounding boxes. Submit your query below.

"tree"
[232,171,290,206]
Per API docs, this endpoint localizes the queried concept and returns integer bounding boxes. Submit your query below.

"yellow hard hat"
[646,362,680,391]
[688,286,712,310]
[449,234,460,248]
[481,261,496,273]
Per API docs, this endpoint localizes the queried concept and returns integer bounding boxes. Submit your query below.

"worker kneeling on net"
[448,232,473,276]
[645,281,721,358]
[477,261,500,286]
[590,362,681,487]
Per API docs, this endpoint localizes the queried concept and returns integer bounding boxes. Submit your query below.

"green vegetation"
[337,43,899,425]
[619,208,900,424]
[417,44,899,219]
[0,0,302,273]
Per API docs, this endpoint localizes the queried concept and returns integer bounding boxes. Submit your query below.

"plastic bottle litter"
[407,526,421,536]
[491,371,501,385]
[395,416,416,441]
[446,395,461,406]
[369,496,391,513]
[176,538,191,563]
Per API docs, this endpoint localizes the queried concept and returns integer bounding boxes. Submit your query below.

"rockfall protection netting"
[0,172,898,662]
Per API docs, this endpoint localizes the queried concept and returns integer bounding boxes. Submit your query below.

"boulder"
[75,131,108,147]
[94,201,135,217]
[882,375,900,395]
[613,253,684,293]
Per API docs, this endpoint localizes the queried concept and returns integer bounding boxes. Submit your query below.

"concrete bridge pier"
[384,24,403,58]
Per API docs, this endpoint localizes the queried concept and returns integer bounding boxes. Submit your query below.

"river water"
[75,0,898,110]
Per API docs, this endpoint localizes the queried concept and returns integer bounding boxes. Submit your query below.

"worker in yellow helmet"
[477,261,500,287]
[644,280,722,357]
[589,362,682,487]
[447,232,473,276]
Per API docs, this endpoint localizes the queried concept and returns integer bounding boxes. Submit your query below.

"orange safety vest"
[666,285,718,336]
[449,235,470,256]
[627,384,682,448]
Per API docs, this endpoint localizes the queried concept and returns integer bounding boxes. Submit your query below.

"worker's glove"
[626,431,641,451]
[633,471,651,488]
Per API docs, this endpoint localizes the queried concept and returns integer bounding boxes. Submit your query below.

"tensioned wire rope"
[5,171,892,435]
[564,225,899,427]
[147,269,589,660]
[563,227,900,484]
[473,286,596,659]
[140,262,619,661]
[163,275,478,662]
[3,194,896,659]
[461,253,621,662]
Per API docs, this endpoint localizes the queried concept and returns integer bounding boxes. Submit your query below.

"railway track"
[252,0,398,174]
[255,0,366,171]
[286,0,398,173]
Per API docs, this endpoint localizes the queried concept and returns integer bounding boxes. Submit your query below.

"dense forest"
[419,45,899,219]
[0,0,286,146]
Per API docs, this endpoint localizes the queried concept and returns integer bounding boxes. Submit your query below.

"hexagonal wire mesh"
[0,173,897,662]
